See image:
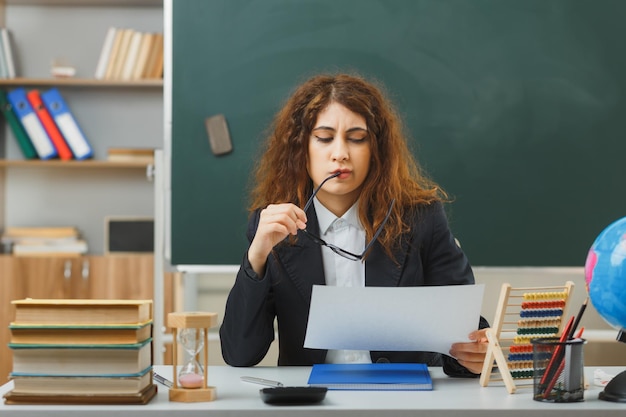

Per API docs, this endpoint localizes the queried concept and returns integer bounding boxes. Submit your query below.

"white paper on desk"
[304,284,484,355]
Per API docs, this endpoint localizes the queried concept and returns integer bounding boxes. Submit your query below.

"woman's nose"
[331,138,349,161]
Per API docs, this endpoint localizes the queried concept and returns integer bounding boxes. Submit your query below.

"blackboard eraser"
[205,114,233,156]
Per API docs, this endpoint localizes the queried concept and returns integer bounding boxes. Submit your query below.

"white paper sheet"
[304,284,485,355]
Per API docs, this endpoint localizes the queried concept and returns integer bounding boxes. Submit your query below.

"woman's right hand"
[248,203,307,276]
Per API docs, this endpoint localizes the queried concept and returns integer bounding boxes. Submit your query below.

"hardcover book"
[121,30,143,80]
[104,27,125,80]
[3,383,157,405]
[11,299,153,325]
[9,321,152,345]
[10,368,152,395]
[12,239,88,256]
[2,226,79,239]
[107,147,155,163]
[1,28,16,78]
[95,27,117,79]
[9,339,152,377]
[110,28,134,80]
[0,30,8,78]
[132,32,154,80]
[143,33,163,79]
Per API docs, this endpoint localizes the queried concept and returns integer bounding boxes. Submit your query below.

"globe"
[584,217,626,330]
[584,216,626,403]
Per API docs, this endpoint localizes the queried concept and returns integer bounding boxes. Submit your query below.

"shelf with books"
[0,0,163,238]
[0,0,167,385]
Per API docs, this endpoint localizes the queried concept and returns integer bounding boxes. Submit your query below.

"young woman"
[220,73,489,376]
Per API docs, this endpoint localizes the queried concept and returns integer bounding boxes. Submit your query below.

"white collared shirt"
[313,197,371,364]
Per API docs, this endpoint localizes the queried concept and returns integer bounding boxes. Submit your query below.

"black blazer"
[220,201,488,377]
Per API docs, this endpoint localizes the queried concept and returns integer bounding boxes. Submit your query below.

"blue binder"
[6,88,57,160]
[41,88,93,160]
[307,363,433,391]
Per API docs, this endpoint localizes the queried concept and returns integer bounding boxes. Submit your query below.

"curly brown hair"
[250,72,446,255]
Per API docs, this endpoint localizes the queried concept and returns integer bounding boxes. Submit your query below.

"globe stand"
[598,329,626,403]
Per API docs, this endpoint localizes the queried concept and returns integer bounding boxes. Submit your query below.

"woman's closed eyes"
[312,127,368,143]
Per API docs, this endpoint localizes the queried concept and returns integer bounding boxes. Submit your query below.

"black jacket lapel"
[365,232,410,287]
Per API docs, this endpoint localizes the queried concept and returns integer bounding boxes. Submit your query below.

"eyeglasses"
[301,172,395,261]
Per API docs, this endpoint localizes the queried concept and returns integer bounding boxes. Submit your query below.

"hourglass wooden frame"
[167,312,218,402]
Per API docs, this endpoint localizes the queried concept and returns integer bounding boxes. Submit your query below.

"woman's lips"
[332,169,351,180]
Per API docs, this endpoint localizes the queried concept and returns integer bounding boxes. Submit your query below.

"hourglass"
[167,312,218,402]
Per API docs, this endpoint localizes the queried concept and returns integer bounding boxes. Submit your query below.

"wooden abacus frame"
[479,281,575,394]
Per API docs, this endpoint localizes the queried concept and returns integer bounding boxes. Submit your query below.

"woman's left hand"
[449,328,489,375]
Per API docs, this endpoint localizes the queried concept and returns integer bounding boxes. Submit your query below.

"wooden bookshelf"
[0,78,163,88]
[3,0,162,6]
[0,0,162,251]
[0,159,152,168]
[0,0,167,387]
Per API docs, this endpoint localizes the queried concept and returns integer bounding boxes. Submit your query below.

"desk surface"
[1,366,624,417]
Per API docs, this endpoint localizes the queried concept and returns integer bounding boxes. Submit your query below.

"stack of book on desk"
[3,299,156,405]
[1,226,88,256]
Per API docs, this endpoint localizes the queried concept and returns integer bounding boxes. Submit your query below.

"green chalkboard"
[171,0,626,266]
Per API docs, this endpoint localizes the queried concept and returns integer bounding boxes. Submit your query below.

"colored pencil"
[539,316,574,388]
[567,297,588,339]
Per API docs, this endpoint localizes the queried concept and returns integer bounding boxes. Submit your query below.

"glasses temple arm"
[303,171,341,212]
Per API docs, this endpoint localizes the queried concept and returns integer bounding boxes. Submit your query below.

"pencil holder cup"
[532,337,586,403]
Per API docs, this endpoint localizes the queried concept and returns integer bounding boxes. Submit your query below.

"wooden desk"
[1,366,624,416]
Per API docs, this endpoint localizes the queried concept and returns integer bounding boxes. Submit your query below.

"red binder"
[26,90,73,160]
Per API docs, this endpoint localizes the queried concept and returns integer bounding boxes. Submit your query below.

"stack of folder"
[3,299,157,405]
[0,87,93,161]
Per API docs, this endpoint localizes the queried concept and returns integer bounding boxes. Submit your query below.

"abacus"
[479,281,575,393]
